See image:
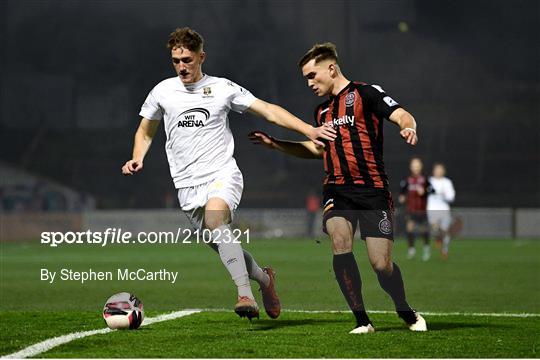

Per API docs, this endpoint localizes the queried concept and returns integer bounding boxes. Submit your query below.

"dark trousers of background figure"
[307,211,317,238]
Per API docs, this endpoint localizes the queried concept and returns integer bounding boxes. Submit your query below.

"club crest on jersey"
[203,86,212,97]
[174,108,209,128]
[345,92,355,107]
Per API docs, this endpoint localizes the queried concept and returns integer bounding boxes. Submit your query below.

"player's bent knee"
[204,211,230,230]
[204,217,224,231]
[326,218,354,253]
[331,235,353,254]
[371,259,392,274]
[204,197,232,230]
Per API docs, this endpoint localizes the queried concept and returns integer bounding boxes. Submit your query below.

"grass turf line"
[26,311,540,358]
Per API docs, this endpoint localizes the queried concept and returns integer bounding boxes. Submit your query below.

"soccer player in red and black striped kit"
[399,157,432,261]
[250,43,427,333]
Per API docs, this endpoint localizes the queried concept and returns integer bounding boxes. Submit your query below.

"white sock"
[212,225,254,299]
[442,234,450,253]
[243,250,270,287]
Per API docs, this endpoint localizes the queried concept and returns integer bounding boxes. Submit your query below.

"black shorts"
[405,211,428,225]
[322,184,394,240]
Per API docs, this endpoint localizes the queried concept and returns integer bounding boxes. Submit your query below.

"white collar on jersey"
[179,73,209,91]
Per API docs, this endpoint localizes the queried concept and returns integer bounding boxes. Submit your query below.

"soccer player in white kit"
[121,28,336,320]
[427,163,456,259]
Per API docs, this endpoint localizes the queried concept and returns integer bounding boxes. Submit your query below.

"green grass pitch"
[1,238,539,357]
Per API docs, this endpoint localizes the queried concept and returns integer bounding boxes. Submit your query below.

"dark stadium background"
[0,0,538,209]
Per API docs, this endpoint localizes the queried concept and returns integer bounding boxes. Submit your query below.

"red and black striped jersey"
[314,82,401,188]
[400,175,429,212]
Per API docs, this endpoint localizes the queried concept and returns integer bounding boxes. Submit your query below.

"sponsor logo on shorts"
[209,180,224,191]
[378,210,392,235]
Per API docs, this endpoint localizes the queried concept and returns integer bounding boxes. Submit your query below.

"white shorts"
[427,210,452,231]
[177,163,243,230]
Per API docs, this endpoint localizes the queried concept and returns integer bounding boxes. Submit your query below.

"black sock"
[423,230,430,245]
[376,262,412,313]
[407,232,415,248]
[333,252,371,326]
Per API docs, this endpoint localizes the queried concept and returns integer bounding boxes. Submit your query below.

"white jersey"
[139,74,256,188]
[427,176,455,211]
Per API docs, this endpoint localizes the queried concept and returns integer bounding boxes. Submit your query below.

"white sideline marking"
[2,310,200,359]
[295,309,540,318]
[201,308,540,318]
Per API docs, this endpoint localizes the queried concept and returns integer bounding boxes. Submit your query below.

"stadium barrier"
[1,208,538,241]
[0,212,83,241]
[515,208,540,238]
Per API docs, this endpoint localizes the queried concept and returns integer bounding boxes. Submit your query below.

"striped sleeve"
[359,84,402,120]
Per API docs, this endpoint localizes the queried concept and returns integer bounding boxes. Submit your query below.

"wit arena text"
[40,228,250,247]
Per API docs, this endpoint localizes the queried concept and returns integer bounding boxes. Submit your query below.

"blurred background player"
[305,189,321,241]
[427,162,456,259]
[121,27,335,320]
[399,157,431,261]
[250,42,426,334]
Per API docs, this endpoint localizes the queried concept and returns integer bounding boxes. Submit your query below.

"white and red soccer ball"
[103,292,144,330]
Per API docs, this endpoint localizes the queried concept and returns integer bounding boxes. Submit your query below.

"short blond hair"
[298,42,339,68]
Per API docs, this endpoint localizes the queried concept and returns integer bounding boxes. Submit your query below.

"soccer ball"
[103,292,144,330]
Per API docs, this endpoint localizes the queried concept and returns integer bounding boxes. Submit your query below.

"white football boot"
[408,313,427,332]
[349,324,375,334]
[422,246,431,261]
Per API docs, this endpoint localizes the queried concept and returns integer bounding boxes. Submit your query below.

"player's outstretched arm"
[249,131,323,159]
[247,99,336,147]
[121,118,160,175]
[389,108,418,145]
